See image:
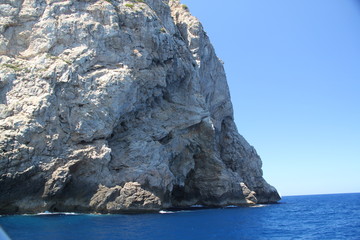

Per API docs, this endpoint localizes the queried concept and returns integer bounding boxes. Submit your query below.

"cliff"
[0,0,280,214]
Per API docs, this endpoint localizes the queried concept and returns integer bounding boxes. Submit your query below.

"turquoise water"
[1,193,359,239]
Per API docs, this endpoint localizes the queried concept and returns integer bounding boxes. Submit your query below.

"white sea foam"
[36,211,80,216]
[159,210,175,214]
[249,204,268,208]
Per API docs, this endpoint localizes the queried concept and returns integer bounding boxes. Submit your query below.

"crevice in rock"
[219,116,239,172]
[170,168,200,206]
[157,131,172,145]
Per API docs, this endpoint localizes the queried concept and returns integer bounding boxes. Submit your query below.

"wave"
[249,204,269,208]
[159,210,175,214]
[35,211,81,216]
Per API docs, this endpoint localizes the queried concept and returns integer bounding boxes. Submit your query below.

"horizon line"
[280,192,360,197]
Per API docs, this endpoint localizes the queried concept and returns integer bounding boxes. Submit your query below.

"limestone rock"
[0,0,280,214]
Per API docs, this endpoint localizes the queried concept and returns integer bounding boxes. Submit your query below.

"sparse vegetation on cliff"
[181,4,188,10]
[0,63,30,73]
[125,3,134,8]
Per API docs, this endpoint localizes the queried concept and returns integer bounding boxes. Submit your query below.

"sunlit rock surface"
[0,0,280,214]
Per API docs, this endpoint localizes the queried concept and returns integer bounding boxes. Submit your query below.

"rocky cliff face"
[0,0,280,214]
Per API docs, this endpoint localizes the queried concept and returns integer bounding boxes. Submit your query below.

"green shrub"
[46,54,71,65]
[2,63,23,71]
[1,63,31,73]
[181,4,188,10]
[125,3,134,8]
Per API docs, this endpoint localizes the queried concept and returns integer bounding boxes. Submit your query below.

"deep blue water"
[0,193,359,240]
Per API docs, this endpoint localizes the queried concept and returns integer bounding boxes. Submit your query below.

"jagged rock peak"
[0,0,280,214]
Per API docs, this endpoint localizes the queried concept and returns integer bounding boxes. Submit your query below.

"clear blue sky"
[181,0,360,196]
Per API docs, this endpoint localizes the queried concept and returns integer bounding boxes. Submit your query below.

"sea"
[0,193,359,240]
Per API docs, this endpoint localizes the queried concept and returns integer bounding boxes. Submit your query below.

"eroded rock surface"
[0,0,280,214]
